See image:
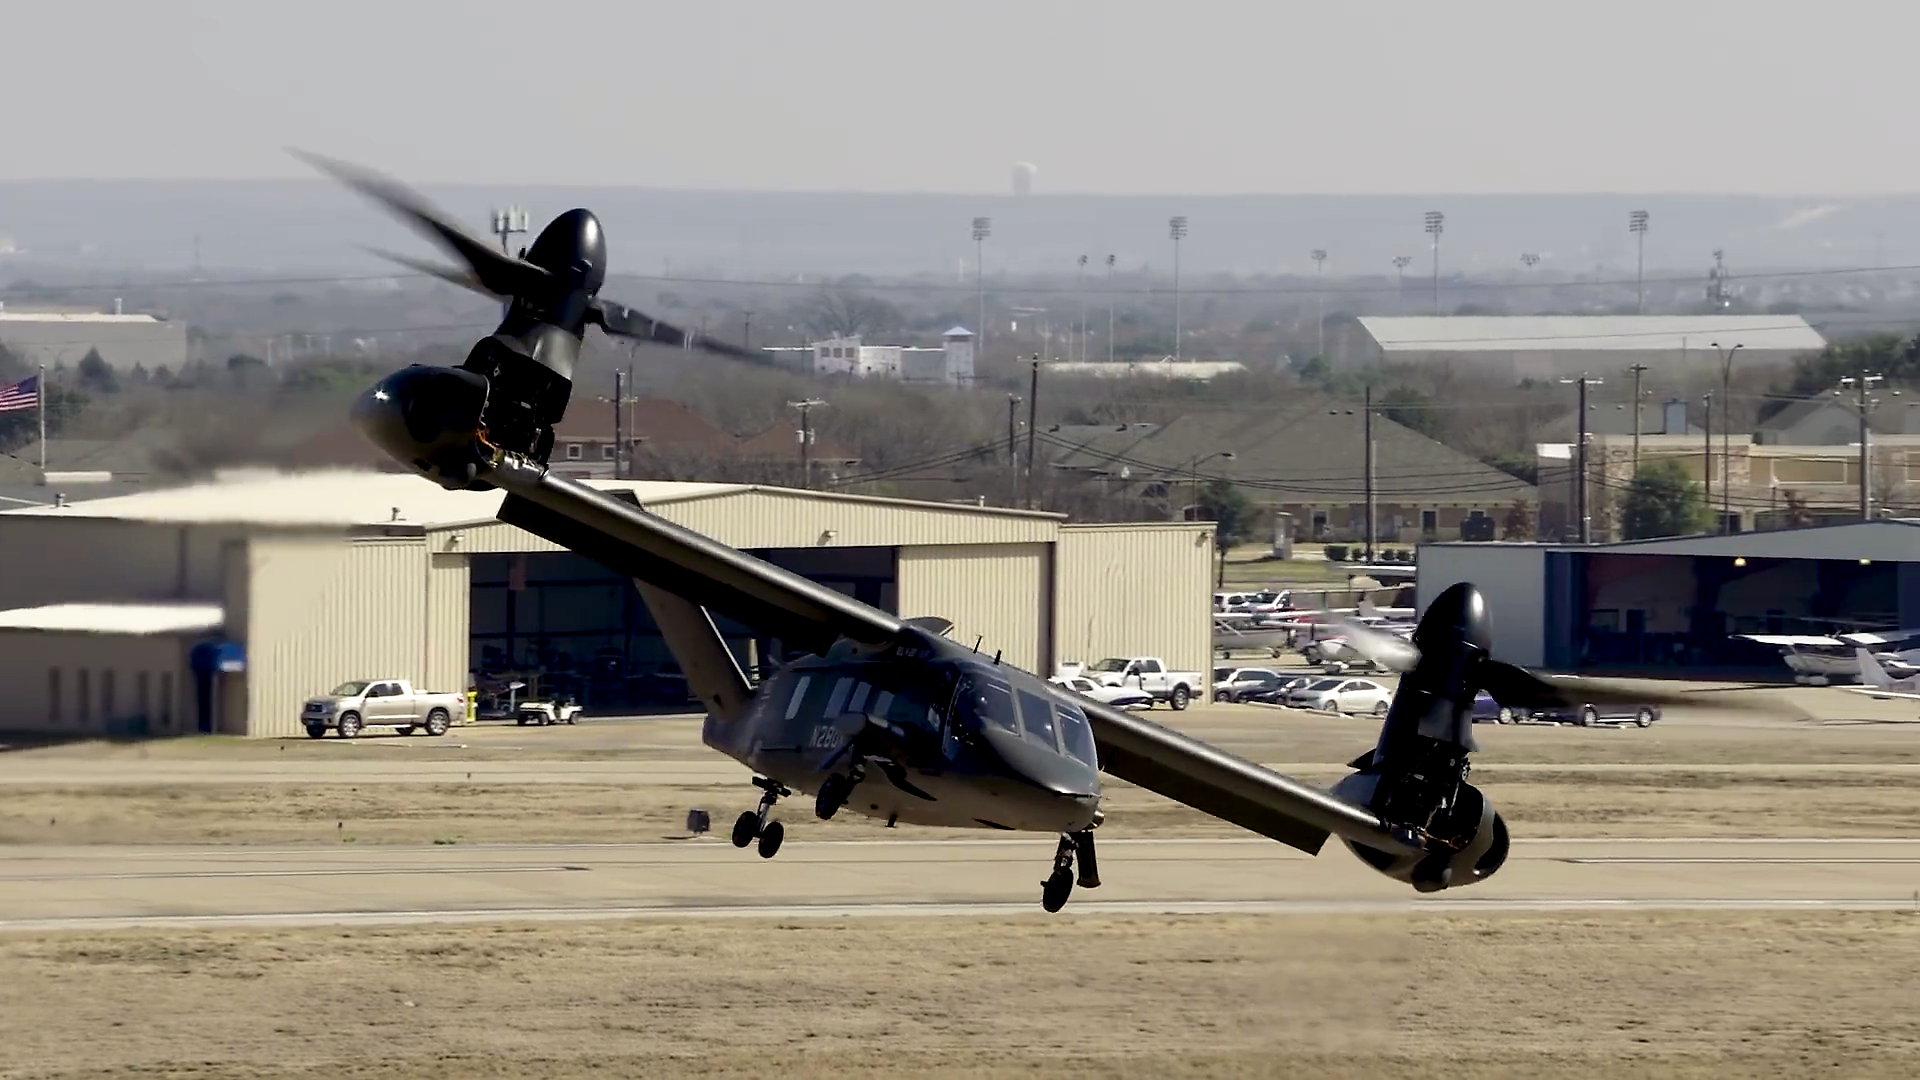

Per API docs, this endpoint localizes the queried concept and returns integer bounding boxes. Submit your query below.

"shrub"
[1324,544,1350,563]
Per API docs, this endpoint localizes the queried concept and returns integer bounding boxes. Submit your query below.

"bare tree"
[800,288,901,340]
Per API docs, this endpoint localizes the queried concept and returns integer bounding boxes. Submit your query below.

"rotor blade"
[1322,612,1420,672]
[590,299,766,363]
[290,148,551,298]
[364,247,499,299]
[1479,661,1780,715]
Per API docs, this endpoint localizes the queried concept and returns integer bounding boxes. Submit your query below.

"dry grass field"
[2,911,1917,1079]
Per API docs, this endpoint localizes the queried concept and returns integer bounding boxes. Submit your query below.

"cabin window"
[824,678,855,718]
[783,675,812,720]
[1055,702,1097,768]
[960,676,1020,736]
[1015,689,1060,751]
[871,691,895,717]
[847,682,871,713]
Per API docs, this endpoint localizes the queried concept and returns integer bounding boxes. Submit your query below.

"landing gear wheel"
[1170,684,1191,711]
[757,820,785,859]
[731,811,759,848]
[815,774,850,820]
[1042,868,1074,912]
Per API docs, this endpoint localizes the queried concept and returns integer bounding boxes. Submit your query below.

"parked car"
[1469,684,1660,727]
[1050,675,1152,709]
[1284,677,1393,716]
[302,679,465,738]
[1212,666,1290,702]
[1241,676,1315,705]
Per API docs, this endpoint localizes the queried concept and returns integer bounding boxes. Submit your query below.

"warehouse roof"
[1357,316,1827,353]
[0,312,171,325]
[0,468,1063,528]
[0,601,224,635]
[1429,519,1920,562]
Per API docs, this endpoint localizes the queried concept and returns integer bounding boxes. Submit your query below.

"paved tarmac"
[2,836,1916,931]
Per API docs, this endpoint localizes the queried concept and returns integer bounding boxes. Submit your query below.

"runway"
[2,836,1916,931]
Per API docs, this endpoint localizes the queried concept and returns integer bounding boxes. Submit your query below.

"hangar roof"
[0,601,224,635]
[0,468,1062,530]
[1429,520,1920,562]
[1358,316,1827,353]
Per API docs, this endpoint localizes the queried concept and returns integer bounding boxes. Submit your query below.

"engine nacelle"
[1330,771,1509,891]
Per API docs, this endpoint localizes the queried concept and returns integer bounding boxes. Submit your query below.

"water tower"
[1012,162,1037,197]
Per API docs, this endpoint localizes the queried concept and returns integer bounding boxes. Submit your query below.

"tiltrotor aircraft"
[305,151,1696,912]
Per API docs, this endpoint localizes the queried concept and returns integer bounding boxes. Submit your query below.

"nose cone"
[1415,582,1491,654]
[525,209,607,295]
[350,364,494,490]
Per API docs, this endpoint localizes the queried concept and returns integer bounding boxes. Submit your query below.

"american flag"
[0,375,37,414]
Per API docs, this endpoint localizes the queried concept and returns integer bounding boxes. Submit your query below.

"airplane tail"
[1855,647,1896,689]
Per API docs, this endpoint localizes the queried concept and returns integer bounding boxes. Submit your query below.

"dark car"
[1470,685,1659,728]
[1241,676,1314,705]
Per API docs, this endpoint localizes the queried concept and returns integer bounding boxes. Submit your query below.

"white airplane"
[1735,632,1920,685]
[1840,647,1920,700]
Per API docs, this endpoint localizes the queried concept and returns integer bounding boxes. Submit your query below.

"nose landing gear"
[1042,829,1101,913]
[733,776,789,859]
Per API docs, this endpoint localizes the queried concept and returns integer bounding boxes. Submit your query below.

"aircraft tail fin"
[1856,647,1896,688]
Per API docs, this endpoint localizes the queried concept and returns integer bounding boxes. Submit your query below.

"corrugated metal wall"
[1055,524,1213,676]
[0,632,190,734]
[426,553,470,697]
[0,519,254,608]
[242,535,429,737]
[896,544,1048,672]
[1415,543,1547,667]
[448,489,1058,553]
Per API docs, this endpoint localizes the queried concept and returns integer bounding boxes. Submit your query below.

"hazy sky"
[7,1,1916,194]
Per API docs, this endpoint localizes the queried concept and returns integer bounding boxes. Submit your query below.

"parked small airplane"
[1734,632,1920,684]
[1842,647,1920,699]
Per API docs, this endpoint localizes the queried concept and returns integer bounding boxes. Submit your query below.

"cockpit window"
[1054,701,1097,767]
[1015,688,1060,750]
[959,676,1020,736]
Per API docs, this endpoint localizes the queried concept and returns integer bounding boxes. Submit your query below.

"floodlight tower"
[1392,255,1413,312]
[1170,216,1189,360]
[1629,210,1650,313]
[972,217,992,360]
[1424,211,1445,314]
[1311,249,1329,359]
[490,206,529,319]
[1105,254,1117,363]
[1521,253,1540,272]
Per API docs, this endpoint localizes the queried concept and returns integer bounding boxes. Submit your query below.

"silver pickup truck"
[302,679,465,738]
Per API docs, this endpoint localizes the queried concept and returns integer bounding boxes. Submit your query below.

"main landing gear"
[1042,829,1101,913]
[814,757,867,821]
[732,776,788,859]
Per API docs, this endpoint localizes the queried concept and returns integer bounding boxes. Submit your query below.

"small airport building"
[1416,522,1920,672]
[0,471,1214,738]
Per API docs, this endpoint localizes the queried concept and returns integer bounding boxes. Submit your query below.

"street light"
[1711,341,1744,532]
[1392,255,1412,312]
[1424,211,1445,314]
[972,216,991,360]
[1629,210,1650,313]
[1311,249,1328,360]
[1169,216,1189,360]
[1188,450,1235,524]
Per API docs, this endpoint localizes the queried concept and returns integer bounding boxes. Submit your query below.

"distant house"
[1755,395,1920,445]
[760,327,977,386]
[1047,394,1536,542]
[1539,398,1703,442]
[548,397,736,478]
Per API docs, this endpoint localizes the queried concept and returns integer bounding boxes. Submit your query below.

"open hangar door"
[470,547,897,712]
[1570,551,1902,671]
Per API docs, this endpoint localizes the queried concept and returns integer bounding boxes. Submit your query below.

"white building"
[0,306,190,372]
[1343,316,1827,379]
[760,327,976,386]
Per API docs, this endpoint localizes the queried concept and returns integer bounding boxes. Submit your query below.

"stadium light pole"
[1105,254,1117,363]
[1521,253,1540,272]
[1311,249,1328,360]
[1629,210,1650,314]
[973,217,991,361]
[1392,255,1412,313]
[1170,216,1189,361]
[1077,254,1089,363]
[1711,341,1744,533]
[1424,211,1445,314]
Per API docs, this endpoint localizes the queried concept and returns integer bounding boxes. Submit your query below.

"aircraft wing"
[1839,686,1920,702]
[1734,634,1844,647]
[485,457,1399,858]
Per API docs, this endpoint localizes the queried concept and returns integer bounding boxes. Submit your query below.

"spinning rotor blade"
[364,247,498,299]
[291,148,552,299]
[1480,660,1777,715]
[1322,612,1420,672]
[590,298,764,362]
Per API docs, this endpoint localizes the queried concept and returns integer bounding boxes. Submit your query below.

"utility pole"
[1838,372,1888,520]
[1077,255,1089,364]
[973,217,991,359]
[788,399,826,490]
[1006,393,1023,506]
[1363,383,1376,561]
[612,369,625,480]
[1024,356,1040,509]
[1629,210,1650,313]
[742,310,753,352]
[1169,216,1188,360]
[1105,254,1117,363]
[1712,341,1745,533]
[1627,362,1650,481]
[491,206,529,321]
[1702,391,1713,530]
[1424,211,1445,314]
[1311,249,1328,360]
[1560,374,1604,543]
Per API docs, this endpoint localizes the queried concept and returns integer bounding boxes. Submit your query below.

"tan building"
[0,470,1212,737]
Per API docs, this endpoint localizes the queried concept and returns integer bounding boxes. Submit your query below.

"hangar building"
[1416,523,1920,673]
[0,471,1212,737]
[1340,315,1827,380]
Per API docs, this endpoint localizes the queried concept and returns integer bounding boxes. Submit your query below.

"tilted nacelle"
[1330,770,1509,891]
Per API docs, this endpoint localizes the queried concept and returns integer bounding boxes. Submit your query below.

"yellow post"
[466,690,477,725]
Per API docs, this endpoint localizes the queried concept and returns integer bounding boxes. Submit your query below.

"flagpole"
[36,364,46,479]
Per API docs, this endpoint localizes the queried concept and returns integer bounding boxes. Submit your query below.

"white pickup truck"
[1073,656,1206,711]
[301,679,465,739]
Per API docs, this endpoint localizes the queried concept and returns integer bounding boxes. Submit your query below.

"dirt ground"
[1,911,1916,1079]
